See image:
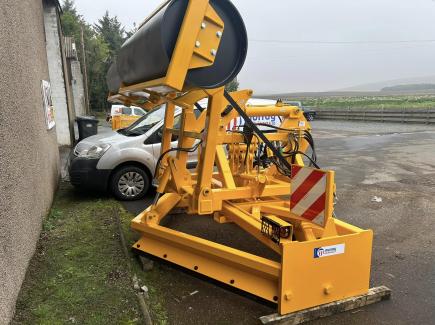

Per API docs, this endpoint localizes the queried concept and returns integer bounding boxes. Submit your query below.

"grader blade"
[107,0,388,318]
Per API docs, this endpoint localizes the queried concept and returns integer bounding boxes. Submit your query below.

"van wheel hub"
[118,172,145,197]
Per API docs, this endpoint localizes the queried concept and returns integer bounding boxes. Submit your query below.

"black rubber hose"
[223,91,292,174]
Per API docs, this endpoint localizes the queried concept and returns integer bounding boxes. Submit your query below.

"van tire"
[110,165,150,201]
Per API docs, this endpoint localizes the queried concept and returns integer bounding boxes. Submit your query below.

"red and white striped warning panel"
[290,165,328,226]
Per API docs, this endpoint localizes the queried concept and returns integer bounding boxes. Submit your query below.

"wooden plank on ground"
[260,286,391,325]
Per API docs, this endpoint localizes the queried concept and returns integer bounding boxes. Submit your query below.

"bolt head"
[201,22,206,29]
[324,285,333,295]
[216,31,222,38]
[195,41,201,48]
[284,292,292,301]
[210,49,217,56]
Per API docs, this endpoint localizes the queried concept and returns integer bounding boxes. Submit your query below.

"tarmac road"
[123,121,435,325]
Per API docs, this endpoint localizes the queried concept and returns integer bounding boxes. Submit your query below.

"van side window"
[122,106,132,115]
[144,126,162,144]
[135,108,145,116]
[144,115,181,145]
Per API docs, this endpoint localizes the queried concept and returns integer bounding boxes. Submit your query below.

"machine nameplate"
[314,244,345,258]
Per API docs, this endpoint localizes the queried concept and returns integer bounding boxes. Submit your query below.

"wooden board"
[260,286,391,325]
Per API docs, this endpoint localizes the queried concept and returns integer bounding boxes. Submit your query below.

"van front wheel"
[110,166,150,200]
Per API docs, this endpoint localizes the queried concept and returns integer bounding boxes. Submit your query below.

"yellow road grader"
[107,0,380,318]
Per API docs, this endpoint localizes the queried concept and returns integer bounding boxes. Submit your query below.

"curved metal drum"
[107,60,122,93]
[107,0,248,91]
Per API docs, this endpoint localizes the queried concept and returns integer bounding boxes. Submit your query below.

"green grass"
[299,95,435,109]
[12,184,168,325]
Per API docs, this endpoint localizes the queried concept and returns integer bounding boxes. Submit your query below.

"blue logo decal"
[313,244,344,258]
[314,247,324,258]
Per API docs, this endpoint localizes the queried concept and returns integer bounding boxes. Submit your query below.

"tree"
[125,23,138,39]
[87,36,110,110]
[61,3,139,111]
[61,0,84,48]
[62,0,76,14]
[61,1,111,111]
[94,11,125,58]
[225,78,239,92]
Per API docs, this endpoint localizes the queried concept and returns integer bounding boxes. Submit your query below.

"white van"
[69,99,283,200]
[70,104,200,200]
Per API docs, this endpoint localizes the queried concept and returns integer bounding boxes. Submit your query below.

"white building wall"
[71,60,86,117]
[43,5,71,146]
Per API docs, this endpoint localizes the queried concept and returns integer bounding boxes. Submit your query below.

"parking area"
[123,120,435,324]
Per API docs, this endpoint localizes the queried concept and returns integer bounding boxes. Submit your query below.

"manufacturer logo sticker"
[314,244,345,258]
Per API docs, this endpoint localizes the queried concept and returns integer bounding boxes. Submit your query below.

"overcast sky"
[72,0,435,94]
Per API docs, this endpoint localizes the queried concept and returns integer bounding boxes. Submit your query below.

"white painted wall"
[43,5,71,146]
[71,60,86,117]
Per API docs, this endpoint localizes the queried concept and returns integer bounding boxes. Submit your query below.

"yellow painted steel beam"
[222,201,283,254]
[160,101,176,167]
[165,0,222,90]
[212,184,291,201]
[131,221,280,302]
[195,88,225,214]
[260,205,323,231]
[215,145,236,189]
[140,192,182,224]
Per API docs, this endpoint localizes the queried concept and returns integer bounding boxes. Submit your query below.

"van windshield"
[118,104,166,136]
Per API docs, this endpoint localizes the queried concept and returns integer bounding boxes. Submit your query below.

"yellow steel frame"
[109,0,373,315]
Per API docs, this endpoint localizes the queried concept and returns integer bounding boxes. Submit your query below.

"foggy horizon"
[72,0,435,94]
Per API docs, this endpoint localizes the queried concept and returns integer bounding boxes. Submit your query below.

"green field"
[298,95,435,109]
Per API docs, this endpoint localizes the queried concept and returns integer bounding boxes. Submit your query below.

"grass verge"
[299,94,435,109]
[12,183,167,325]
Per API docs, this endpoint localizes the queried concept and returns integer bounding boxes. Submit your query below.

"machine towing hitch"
[107,0,389,318]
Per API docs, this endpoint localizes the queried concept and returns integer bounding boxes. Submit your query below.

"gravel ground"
[123,120,435,325]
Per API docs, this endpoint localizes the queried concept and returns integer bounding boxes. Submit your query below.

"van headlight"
[78,143,111,159]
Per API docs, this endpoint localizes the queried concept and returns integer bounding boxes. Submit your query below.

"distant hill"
[335,75,435,92]
[256,76,435,98]
[381,83,435,92]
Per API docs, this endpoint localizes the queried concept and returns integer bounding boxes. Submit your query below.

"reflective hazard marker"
[290,165,329,226]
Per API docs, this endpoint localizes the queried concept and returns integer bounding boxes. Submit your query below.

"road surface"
[123,121,435,325]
